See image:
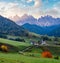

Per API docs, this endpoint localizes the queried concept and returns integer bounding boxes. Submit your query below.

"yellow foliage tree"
[1,45,8,52]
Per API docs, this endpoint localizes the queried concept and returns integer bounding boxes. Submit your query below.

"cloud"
[0,0,60,19]
[45,10,59,18]
[0,0,42,18]
[34,0,42,8]
[26,0,33,3]
[0,2,19,17]
[44,2,60,18]
[22,0,42,18]
[0,2,29,17]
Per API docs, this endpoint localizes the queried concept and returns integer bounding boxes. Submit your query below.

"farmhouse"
[40,40,48,45]
[30,40,48,46]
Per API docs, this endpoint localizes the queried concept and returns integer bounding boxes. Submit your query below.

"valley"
[0,15,60,63]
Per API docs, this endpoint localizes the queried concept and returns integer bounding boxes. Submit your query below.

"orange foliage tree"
[42,51,52,58]
[1,45,8,52]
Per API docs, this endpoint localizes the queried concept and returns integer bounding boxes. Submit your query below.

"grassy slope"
[0,53,60,63]
[0,38,32,52]
[0,38,30,46]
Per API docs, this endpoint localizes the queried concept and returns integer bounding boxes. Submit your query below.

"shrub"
[0,34,7,39]
[41,36,51,41]
[15,38,25,42]
[54,56,59,60]
[42,51,52,58]
[54,37,58,41]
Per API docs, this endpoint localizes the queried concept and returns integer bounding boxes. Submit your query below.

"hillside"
[22,23,44,34]
[0,15,28,36]
[22,23,60,36]
[48,26,60,37]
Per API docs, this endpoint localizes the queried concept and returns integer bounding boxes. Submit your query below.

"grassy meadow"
[0,35,60,63]
[0,52,60,63]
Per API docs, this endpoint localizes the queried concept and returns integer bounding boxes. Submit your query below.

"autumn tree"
[42,51,52,58]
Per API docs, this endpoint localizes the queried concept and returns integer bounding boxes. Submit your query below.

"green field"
[0,37,60,63]
[0,52,60,63]
[0,38,30,46]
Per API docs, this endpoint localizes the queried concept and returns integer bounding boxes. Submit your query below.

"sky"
[0,0,60,18]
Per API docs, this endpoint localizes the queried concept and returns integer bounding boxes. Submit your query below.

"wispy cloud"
[0,0,60,18]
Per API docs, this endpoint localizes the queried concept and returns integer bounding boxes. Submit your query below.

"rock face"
[12,15,60,26]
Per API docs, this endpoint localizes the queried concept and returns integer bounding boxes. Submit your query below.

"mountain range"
[10,14,60,26]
